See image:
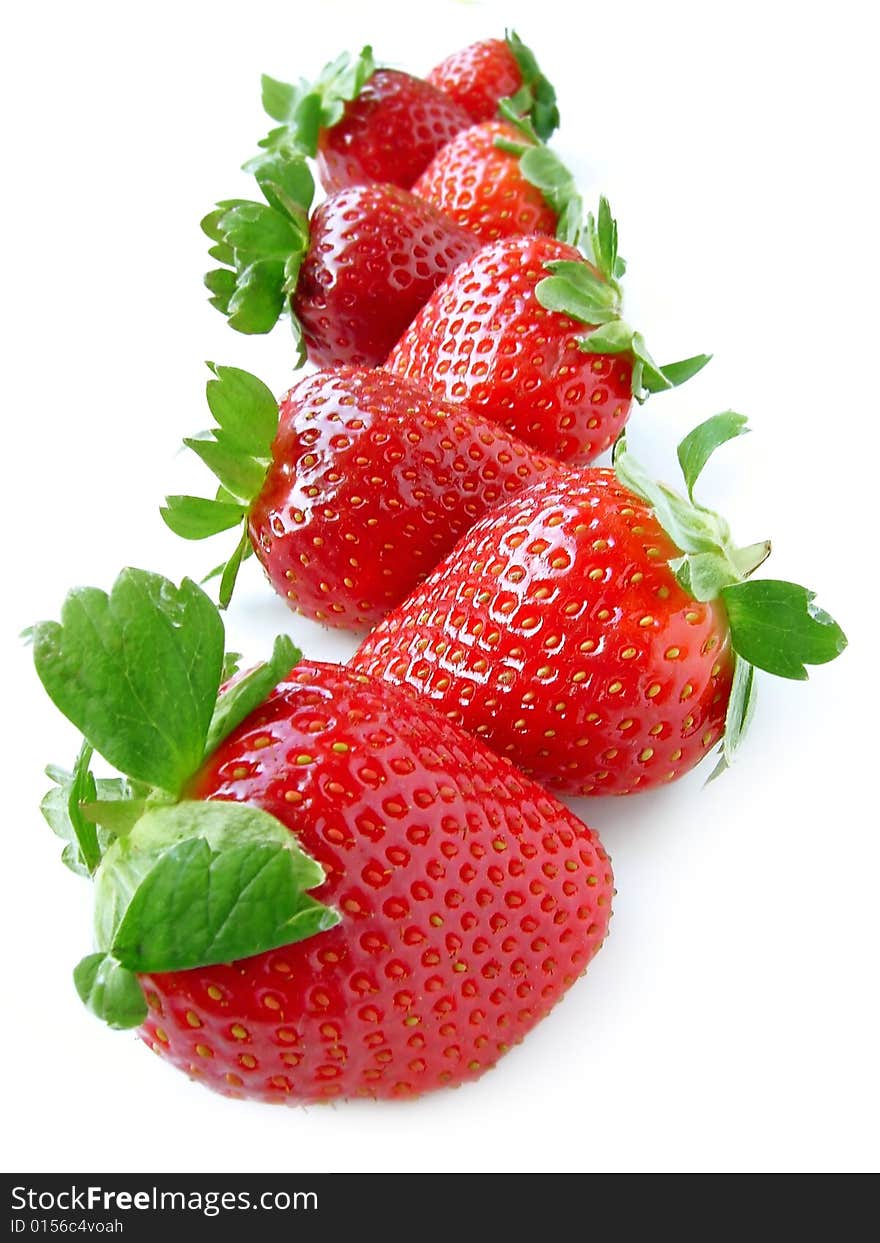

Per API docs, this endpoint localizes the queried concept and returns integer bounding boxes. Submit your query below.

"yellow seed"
[185,1011,201,1028]
[608,681,622,694]
[621,647,636,660]
[639,748,654,762]
[647,683,661,698]
[666,647,680,660]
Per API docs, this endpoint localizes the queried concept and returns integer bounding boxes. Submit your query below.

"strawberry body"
[386,235,633,463]
[427,39,524,125]
[294,184,479,368]
[352,474,735,796]
[317,69,471,192]
[139,662,613,1103]
[248,367,560,628]
[412,121,558,244]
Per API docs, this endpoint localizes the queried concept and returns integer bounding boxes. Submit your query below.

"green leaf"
[41,743,100,876]
[260,46,375,154]
[32,569,225,795]
[536,263,621,327]
[161,495,247,540]
[584,197,619,285]
[655,353,713,391]
[221,651,242,682]
[677,411,750,501]
[505,30,560,140]
[576,320,635,354]
[205,363,278,458]
[183,435,268,504]
[218,527,252,610]
[247,151,315,222]
[204,267,236,314]
[226,259,286,334]
[261,73,298,123]
[95,801,339,974]
[708,655,757,783]
[517,145,583,247]
[74,953,147,1030]
[721,580,848,680]
[80,798,148,837]
[216,202,298,260]
[205,634,302,759]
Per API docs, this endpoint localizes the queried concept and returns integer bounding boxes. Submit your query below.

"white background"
[2,0,877,1174]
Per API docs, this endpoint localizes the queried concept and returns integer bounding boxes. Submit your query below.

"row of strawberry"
[30,35,845,1106]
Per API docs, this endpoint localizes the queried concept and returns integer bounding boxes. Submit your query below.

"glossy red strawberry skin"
[427,39,523,124]
[248,368,561,629]
[293,184,479,369]
[386,235,634,463]
[412,121,558,244]
[316,69,471,192]
[352,474,734,796]
[139,662,613,1104]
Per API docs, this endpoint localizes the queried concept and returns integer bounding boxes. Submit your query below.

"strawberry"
[427,32,560,140]
[260,47,472,192]
[386,199,711,462]
[162,364,561,627]
[411,119,576,244]
[31,569,613,1103]
[203,150,479,367]
[352,414,846,795]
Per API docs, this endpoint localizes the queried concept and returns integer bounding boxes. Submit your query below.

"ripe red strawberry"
[352,415,846,794]
[427,32,560,140]
[32,570,613,1104]
[203,152,479,367]
[261,47,471,192]
[163,364,561,627]
[411,120,563,243]
[386,202,711,462]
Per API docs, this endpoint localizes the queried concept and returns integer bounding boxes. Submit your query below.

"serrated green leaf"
[74,953,147,1030]
[205,364,278,458]
[94,801,338,975]
[216,202,298,260]
[721,580,847,680]
[221,651,242,682]
[204,268,236,315]
[183,436,268,505]
[576,320,635,354]
[227,259,286,334]
[205,634,301,759]
[517,145,583,246]
[32,570,225,795]
[505,30,560,140]
[161,495,247,540]
[40,743,102,876]
[677,412,749,500]
[261,73,298,123]
[246,150,315,221]
[536,264,620,327]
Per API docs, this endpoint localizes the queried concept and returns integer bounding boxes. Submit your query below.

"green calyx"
[493,105,583,247]
[161,363,279,608]
[202,148,314,352]
[535,196,712,402]
[260,46,376,157]
[502,30,560,141]
[31,567,338,1030]
[613,413,847,777]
